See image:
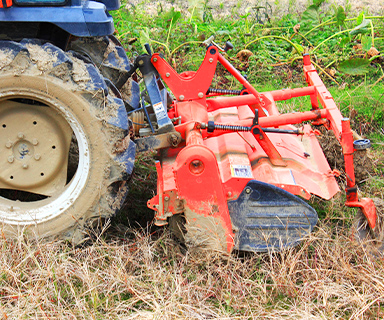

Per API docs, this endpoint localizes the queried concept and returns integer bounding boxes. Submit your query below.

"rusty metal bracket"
[135,131,182,152]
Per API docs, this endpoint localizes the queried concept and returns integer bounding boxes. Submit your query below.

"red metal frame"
[148,47,377,251]
[0,0,12,7]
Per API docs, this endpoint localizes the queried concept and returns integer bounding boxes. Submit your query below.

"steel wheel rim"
[0,88,90,224]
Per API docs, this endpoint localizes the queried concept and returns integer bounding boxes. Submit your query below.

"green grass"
[113,0,384,135]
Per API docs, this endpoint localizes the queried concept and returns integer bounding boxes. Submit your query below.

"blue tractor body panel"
[0,0,120,37]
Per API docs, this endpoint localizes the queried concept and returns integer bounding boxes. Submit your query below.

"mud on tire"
[68,35,140,109]
[0,40,135,243]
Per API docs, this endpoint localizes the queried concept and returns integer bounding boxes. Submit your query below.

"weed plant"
[114,0,384,135]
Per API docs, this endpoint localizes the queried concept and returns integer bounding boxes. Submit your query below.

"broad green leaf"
[163,8,181,26]
[188,0,205,21]
[313,0,325,8]
[361,35,372,51]
[350,18,371,36]
[356,11,364,25]
[139,27,151,49]
[293,43,304,54]
[334,6,346,26]
[301,5,319,24]
[338,58,370,75]
[171,11,181,25]
[339,36,351,48]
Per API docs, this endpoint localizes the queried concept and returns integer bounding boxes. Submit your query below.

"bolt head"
[209,58,213,63]
[153,57,158,62]
[179,95,185,101]
[34,154,41,160]
[7,155,14,163]
[5,141,12,149]
[245,187,251,194]
[32,139,38,146]
[198,92,204,98]
[165,72,170,77]
[164,196,170,201]
[22,164,28,169]
[17,132,24,139]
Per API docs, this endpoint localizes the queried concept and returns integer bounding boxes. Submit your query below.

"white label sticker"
[230,165,253,178]
[153,101,167,120]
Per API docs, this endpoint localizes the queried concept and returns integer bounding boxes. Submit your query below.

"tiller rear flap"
[130,39,377,253]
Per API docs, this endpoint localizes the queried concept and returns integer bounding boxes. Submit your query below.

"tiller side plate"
[228,180,318,252]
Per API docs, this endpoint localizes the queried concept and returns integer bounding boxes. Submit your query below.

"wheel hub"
[0,100,73,197]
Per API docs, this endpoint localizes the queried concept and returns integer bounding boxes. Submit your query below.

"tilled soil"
[317,129,377,184]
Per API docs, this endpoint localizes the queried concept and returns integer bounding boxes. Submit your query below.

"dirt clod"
[236,49,253,62]
[0,49,13,70]
[317,129,376,183]
[368,47,380,58]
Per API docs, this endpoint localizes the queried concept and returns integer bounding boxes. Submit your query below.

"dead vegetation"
[0,217,383,319]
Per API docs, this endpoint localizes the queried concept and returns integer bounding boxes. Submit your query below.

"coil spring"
[207,88,242,95]
[214,124,250,132]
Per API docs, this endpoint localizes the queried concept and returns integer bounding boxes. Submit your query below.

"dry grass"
[2,140,383,319]
[1,220,384,319]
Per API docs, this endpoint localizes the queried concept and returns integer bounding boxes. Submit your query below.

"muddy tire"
[0,40,135,243]
[68,35,140,109]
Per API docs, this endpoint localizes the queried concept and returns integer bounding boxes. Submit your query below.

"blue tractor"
[0,0,139,242]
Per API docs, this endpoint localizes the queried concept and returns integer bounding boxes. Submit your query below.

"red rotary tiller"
[128,39,377,252]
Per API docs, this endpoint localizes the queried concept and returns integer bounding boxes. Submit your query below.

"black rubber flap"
[228,180,318,252]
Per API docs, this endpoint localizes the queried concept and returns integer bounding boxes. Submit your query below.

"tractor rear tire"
[67,35,140,109]
[0,40,135,243]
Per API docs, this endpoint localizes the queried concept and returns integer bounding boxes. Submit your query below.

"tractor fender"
[0,1,114,37]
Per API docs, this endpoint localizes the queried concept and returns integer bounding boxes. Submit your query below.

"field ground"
[0,0,384,319]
